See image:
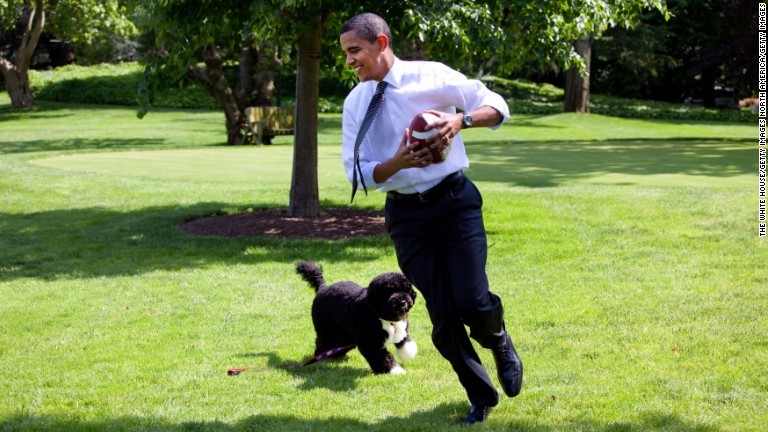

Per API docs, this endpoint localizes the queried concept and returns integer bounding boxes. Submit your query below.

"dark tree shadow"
[0,202,392,282]
[0,408,722,431]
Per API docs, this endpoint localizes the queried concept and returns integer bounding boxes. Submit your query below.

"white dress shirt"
[342,57,510,194]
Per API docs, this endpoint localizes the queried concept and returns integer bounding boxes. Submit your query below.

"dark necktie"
[351,80,388,202]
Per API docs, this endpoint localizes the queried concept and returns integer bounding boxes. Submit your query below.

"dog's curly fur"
[296,262,418,374]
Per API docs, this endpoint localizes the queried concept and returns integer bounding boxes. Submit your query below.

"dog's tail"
[296,261,326,293]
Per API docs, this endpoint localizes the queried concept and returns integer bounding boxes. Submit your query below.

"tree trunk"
[0,64,35,108]
[398,38,425,60]
[187,46,245,145]
[1,0,45,109]
[235,33,258,111]
[288,15,322,218]
[564,36,592,113]
[699,67,718,108]
[253,41,283,107]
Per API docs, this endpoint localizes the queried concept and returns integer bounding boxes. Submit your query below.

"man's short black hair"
[340,13,392,47]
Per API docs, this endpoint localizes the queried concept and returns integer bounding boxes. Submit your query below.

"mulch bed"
[177,208,387,240]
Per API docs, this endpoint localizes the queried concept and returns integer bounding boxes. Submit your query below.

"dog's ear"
[368,272,416,299]
[398,274,416,300]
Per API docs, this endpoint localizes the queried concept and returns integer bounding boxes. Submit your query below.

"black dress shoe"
[462,405,492,425]
[493,332,523,397]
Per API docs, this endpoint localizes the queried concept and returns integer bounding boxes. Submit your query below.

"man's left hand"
[423,111,463,155]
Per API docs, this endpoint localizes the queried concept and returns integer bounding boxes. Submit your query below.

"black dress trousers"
[385,172,505,407]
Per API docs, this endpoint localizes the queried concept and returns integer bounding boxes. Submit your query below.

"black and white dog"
[296,262,418,374]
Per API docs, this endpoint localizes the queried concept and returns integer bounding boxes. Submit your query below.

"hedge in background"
[30,63,219,110]
[489,76,756,123]
[26,62,757,123]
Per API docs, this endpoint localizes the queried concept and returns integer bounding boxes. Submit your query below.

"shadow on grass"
[0,137,171,154]
[0,202,391,282]
[235,350,370,392]
[0,101,226,155]
[0,408,720,431]
[466,137,754,187]
[0,109,75,123]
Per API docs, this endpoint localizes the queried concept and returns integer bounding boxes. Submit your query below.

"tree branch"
[17,0,46,71]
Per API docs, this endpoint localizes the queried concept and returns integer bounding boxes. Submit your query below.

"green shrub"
[590,94,756,123]
[484,76,756,123]
[30,63,142,106]
[27,63,757,123]
[29,62,338,112]
[487,76,563,103]
[152,85,220,110]
[30,62,218,110]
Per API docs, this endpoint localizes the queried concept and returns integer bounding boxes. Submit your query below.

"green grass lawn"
[1,92,766,431]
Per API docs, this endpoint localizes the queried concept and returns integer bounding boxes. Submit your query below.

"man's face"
[340,30,388,82]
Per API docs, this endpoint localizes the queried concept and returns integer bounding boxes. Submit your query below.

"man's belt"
[386,171,463,203]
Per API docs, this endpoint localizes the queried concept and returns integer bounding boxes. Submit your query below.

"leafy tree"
[137,1,454,217]
[493,0,669,113]
[389,1,668,113]
[0,0,135,108]
[135,0,330,216]
[134,0,293,146]
[593,0,757,104]
[591,17,677,100]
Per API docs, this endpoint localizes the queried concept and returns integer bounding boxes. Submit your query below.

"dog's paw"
[389,365,406,375]
[396,339,418,361]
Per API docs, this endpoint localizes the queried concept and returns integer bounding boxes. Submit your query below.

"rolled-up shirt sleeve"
[446,76,510,129]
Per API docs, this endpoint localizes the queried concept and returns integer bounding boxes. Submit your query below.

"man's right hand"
[373,128,433,183]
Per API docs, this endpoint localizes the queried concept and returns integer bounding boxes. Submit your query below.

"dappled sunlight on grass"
[0,203,392,281]
[466,138,754,187]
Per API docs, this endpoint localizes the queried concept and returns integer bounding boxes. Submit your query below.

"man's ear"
[376,34,389,50]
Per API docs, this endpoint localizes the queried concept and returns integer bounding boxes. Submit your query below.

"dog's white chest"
[381,319,408,345]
